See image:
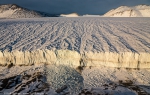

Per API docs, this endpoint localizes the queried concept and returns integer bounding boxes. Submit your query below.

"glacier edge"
[0,49,150,68]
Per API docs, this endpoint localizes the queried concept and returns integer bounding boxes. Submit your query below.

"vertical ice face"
[0,50,150,68]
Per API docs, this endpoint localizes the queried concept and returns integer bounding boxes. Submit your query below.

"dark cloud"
[0,0,150,15]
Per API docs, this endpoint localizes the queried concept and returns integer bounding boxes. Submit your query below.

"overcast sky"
[0,0,150,15]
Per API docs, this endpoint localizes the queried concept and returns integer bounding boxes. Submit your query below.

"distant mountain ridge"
[1,4,150,18]
[60,13,79,17]
[103,5,150,17]
[0,4,58,18]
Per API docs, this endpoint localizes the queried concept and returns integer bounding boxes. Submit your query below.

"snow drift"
[104,5,150,17]
[0,17,150,68]
[0,4,56,18]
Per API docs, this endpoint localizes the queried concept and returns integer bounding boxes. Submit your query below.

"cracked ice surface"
[0,17,150,68]
[0,17,150,53]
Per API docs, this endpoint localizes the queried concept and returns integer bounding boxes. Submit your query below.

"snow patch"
[60,13,79,17]
[104,5,150,17]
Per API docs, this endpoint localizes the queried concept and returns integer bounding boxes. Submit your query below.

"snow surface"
[0,17,149,53]
[104,5,150,17]
[82,14,101,17]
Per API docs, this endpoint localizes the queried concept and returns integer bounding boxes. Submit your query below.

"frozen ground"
[0,65,150,95]
[0,17,150,94]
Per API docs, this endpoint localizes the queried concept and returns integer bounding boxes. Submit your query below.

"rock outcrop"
[0,4,56,18]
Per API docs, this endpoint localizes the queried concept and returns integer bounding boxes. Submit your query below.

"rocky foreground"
[0,65,150,95]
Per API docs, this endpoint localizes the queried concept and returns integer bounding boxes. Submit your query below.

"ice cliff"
[0,50,150,68]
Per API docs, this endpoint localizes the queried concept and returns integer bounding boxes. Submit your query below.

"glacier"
[0,17,150,94]
[0,17,150,68]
